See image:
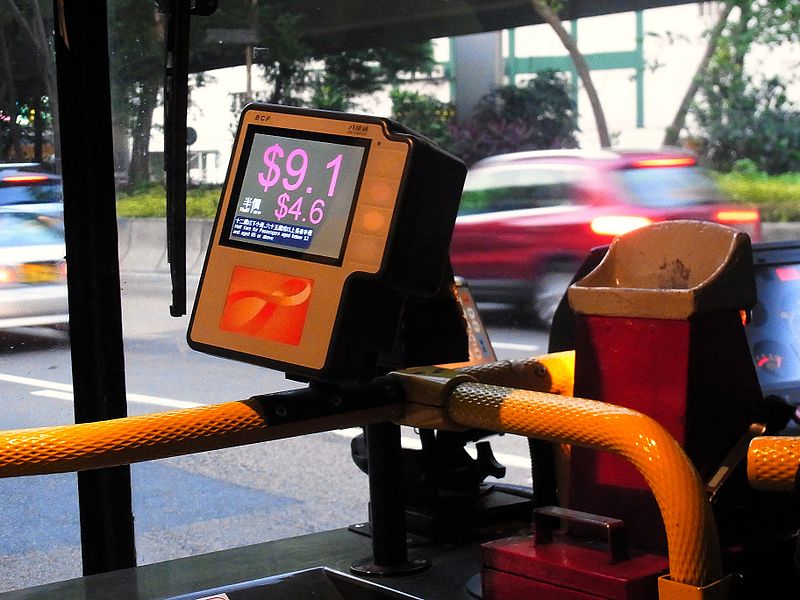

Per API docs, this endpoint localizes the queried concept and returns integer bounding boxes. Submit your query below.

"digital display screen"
[225,128,369,262]
[747,263,800,391]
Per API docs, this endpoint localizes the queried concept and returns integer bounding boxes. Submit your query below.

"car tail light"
[0,266,17,284]
[714,209,761,241]
[776,266,800,281]
[631,157,696,168]
[590,215,652,236]
[1,174,50,183]
[714,209,760,223]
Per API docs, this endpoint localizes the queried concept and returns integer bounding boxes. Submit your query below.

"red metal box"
[481,508,668,600]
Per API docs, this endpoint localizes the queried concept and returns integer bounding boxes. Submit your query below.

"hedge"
[714,172,800,222]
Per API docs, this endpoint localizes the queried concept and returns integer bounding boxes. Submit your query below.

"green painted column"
[636,11,644,128]
[570,20,579,100]
[507,28,517,83]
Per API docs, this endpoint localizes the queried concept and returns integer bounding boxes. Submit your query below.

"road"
[0,272,549,594]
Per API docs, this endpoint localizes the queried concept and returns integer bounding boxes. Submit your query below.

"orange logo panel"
[220,266,312,346]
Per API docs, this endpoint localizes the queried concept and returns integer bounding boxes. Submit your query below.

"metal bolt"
[275,405,288,417]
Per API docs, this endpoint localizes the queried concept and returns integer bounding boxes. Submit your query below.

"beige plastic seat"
[568,220,756,319]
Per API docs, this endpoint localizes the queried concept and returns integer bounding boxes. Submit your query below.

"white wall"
[150,67,251,184]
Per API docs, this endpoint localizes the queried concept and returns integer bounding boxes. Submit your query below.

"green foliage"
[387,72,578,166]
[714,170,800,222]
[308,78,350,112]
[689,0,800,174]
[389,89,455,149]
[254,2,310,105]
[1,1,55,161]
[116,184,221,218]
[693,68,800,174]
[308,43,435,111]
[742,0,800,46]
[0,98,52,160]
[447,71,579,166]
[253,2,434,111]
[107,0,163,127]
[731,157,760,175]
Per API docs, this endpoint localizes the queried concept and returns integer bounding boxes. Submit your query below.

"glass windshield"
[0,213,64,247]
[0,2,74,589]
[616,166,726,207]
[0,183,63,206]
[459,165,580,214]
[748,261,800,390]
[1,0,795,594]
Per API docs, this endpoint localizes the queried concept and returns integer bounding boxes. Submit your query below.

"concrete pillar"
[452,31,503,121]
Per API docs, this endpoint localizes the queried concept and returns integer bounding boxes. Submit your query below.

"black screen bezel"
[220,125,371,266]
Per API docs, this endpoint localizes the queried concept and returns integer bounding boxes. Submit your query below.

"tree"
[254,1,310,105]
[687,0,800,171]
[0,16,25,159]
[108,0,241,187]
[108,1,165,187]
[694,72,800,173]
[311,44,435,111]
[103,0,436,186]
[663,1,735,146]
[447,71,578,166]
[2,0,57,163]
[251,1,435,112]
[528,0,610,148]
[667,0,800,147]
[389,89,455,149]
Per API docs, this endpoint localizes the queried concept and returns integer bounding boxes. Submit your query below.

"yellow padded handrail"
[0,399,401,477]
[747,435,800,492]
[444,382,722,588]
[0,351,722,594]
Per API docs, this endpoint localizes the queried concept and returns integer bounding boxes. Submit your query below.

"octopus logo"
[220,266,313,345]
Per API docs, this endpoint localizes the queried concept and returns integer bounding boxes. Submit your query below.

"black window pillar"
[53,0,137,575]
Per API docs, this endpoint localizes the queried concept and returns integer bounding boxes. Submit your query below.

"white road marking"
[331,428,531,469]
[126,394,204,409]
[30,389,204,409]
[491,342,541,352]
[29,390,73,401]
[0,373,73,392]
[1,372,204,409]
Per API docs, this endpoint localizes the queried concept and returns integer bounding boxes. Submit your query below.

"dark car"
[449,148,762,326]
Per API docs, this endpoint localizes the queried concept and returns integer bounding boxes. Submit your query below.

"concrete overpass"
[192,0,699,71]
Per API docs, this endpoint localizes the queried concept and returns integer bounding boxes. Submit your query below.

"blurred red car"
[449,148,761,326]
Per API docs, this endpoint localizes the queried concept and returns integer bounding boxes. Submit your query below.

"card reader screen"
[224,127,369,262]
